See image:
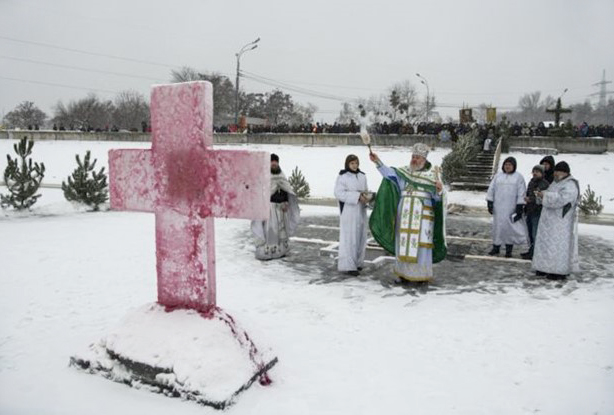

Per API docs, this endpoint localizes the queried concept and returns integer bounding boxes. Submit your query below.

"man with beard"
[251,154,300,260]
[532,161,580,280]
[486,156,527,258]
[369,143,447,283]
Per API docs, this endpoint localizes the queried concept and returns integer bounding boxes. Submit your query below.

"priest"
[251,154,300,260]
[369,143,447,283]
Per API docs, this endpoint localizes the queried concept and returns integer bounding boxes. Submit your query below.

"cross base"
[70,303,277,409]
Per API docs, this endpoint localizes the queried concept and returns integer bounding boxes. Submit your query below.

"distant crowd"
[14,120,614,139]
[214,121,614,139]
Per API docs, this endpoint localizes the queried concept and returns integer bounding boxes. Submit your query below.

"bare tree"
[170,66,201,82]
[515,91,555,123]
[388,80,418,122]
[53,94,113,130]
[287,102,317,125]
[336,102,358,123]
[112,90,150,130]
[474,103,490,124]
[3,101,47,129]
[170,67,235,125]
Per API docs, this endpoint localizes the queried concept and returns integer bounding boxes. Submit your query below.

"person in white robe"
[486,156,528,258]
[532,161,580,280]
[334,154,370,276]
[251,153,300,260]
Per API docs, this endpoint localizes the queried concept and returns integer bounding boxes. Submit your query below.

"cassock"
[486,170,528,246]
[334,169,368,272]
[370,162,447,282]
[251,170,300,260]
[532,175,580,276]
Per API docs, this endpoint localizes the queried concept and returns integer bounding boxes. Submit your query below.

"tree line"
[2,67,612,130]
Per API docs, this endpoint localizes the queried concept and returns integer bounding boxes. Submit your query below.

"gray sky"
[1,0,613,123]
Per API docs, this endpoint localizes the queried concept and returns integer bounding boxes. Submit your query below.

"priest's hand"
[435,180,443,193]
[281,202,289,212]
[369,152,380,164]
[359,194,368,204]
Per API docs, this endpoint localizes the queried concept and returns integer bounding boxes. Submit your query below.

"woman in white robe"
[486,156,528,257]
[532,161,580,279]
[334,154,369,275]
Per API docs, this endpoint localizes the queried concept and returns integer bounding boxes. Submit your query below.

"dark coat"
[525,177,550,215]
[540,155,556,184]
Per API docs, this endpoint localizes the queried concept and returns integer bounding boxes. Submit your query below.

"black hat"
[271,153,279,162]
[554,161,570,174]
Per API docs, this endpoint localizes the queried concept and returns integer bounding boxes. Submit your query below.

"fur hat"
[411,143,430,158]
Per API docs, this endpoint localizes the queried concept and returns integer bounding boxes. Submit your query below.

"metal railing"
[491,137,503,179]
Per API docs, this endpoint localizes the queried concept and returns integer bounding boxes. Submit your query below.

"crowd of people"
[251,144,580,285]
[214,120,614,138]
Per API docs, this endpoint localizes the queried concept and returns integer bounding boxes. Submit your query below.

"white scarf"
[270,170,295,196]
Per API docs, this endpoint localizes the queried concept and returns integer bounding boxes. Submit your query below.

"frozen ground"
[1,140,613,213]
[0,190,613,415]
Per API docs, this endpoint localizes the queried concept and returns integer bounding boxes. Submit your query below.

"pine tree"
[288,166,310,198]
[441,130,480,184]
[578,185,603,215]
[1,137,46,210]
[62,151,109,211]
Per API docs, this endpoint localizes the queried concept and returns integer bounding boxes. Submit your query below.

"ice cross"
[108,81,269,312]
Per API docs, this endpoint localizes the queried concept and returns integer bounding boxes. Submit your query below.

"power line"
[0,35,181,69]
[241,71,357,102]
[0,76,119,94]
[241,69,379,92]
[0,55,167,82]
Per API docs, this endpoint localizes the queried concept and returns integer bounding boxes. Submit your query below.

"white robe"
[486,171,528,246]
[251,171,300,260]
[532,175,580,275]
[334,171,368,272]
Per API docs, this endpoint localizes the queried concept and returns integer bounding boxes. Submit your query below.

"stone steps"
[450,150,495,191]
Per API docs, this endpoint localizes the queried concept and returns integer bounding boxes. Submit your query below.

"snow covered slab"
[70,303,277,409]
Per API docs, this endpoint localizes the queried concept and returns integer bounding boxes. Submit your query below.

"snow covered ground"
[1,139,613,213]
[1,140,613,413]
[1,185,613,414]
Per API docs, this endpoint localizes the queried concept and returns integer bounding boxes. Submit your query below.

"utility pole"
[234,37,260,126]
[590,69,613,108]
[416,73,430,122]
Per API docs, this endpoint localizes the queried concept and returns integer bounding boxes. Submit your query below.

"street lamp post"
[234,37,260,126]
[416,73,430,122]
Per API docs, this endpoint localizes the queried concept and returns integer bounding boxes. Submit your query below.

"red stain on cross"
[108,81,270,312]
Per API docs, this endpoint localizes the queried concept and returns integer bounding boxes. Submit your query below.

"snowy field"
[1,139,613,213]
[1,140,614,414]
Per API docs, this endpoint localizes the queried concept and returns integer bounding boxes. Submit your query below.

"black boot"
[546,273,568,281]
[521,245,534,260]
[488,245,500,256]
[505,245,513,258]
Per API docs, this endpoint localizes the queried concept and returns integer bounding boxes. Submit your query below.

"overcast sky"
[1,0,613,122]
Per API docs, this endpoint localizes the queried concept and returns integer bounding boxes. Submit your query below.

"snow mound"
[70,303,277,409]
